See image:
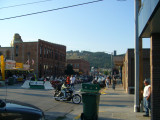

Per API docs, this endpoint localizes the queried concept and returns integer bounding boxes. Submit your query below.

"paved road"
[0,83,82,120]
[0,83,151,120]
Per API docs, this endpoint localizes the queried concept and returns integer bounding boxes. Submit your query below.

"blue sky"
[0,0,150,54]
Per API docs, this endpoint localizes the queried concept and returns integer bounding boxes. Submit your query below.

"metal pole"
[111,52,113,76]
[134,0,140,112]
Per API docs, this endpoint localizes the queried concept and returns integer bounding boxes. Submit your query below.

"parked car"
[0,99,45,120]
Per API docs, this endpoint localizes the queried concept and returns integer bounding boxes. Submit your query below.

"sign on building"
[5,60,16,69]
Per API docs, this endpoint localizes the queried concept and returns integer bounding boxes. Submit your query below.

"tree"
[65,64,75,75]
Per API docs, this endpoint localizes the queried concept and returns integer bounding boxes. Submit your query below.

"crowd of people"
[92,75,119,90]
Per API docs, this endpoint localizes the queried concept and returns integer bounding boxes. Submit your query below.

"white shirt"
[143,85,151,97]
[71,77,75,84]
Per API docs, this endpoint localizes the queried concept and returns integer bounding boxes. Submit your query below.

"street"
[0,83,82,120]
[0,82,151,120]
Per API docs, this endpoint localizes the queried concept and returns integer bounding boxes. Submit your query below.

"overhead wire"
[0,0,103,21]
[0,0,53,10]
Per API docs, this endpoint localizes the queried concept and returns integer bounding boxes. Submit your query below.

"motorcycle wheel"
[72,94,81,104]
[54,93,60,101]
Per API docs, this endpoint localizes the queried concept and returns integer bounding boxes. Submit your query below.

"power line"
[0,0,53,10]
[0,0,103,21]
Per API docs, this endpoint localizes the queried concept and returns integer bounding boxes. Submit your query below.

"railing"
[138,0,159,37]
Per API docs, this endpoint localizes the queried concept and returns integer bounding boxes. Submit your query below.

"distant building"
[67,59,90,75]
[0,46,13,60]
[2,33,66,77]
[112,49,150,94]
[122,49,150,94]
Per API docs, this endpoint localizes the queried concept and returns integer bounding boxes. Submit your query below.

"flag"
[32,59,34,65]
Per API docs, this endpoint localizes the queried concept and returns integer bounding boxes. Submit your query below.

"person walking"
[70,75,75,88]
[66,75,70,87]
[141,79,151,117]
[105,77,109,88]
[112,79,116,90]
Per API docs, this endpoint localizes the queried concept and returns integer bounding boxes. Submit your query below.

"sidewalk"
[64,84,151,120]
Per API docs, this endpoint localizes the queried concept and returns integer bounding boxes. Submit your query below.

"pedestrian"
[31,74,35,81]
[70,75,75,88]
[112,79,116,90]
[66,75,70,87]
[105,77,109,88]
[141,79,151,117]
[0,73,2,80]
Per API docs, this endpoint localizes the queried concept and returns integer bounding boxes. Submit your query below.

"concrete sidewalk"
[64,84,151,120]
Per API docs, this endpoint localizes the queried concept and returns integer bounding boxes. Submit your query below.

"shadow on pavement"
[99,104,127,107]
[99,117,122,120]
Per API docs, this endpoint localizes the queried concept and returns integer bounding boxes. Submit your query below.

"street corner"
[73,114,81,120]
[100,88,108,95]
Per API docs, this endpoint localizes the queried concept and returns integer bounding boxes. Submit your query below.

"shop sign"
[5,60,16,69]
[16,63,23,68]
[29,81,44,86]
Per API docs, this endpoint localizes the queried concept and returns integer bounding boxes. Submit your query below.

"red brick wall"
[122,49,150,94]
[14,42,38,73]
[38,40,66,77]
[67,59,90,75]
[14,40,66,77]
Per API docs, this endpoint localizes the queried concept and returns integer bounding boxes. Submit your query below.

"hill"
[66,50,112,68]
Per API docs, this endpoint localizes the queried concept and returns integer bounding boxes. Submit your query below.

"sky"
[0,0,150,55]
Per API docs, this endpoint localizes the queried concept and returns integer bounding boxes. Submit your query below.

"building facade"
[67,59,90,75]
[122,49,150,94]
[138,0,160,118]
[14,39,66,77]
[0,46,13,60]
[12,34,66,77]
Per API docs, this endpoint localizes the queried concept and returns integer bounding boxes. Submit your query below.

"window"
[77,64,79,68]
[15,45,18,56]
[0,51,2,56]
[52,50,53,59]
[44,48,46,58]
[55,53,58,60]
[40,46,42,57]
[47,49,48,58]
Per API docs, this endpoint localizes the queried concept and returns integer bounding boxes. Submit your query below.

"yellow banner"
[16,63,23,68]
[1,55,5,80]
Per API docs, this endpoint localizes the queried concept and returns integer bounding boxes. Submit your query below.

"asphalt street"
[0,82,151,120]
[0,83,82,120]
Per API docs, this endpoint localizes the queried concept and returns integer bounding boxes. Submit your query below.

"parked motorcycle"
[53,84,81,104]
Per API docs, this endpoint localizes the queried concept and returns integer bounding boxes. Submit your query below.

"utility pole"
[134,0,141,112]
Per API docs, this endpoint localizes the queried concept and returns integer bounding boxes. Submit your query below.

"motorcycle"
[53,84,81,104]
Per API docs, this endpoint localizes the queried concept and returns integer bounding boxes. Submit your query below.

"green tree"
[65,64,75,75]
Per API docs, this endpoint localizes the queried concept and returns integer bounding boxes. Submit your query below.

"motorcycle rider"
[61,81,69,98]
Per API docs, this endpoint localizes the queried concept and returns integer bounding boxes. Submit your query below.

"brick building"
[66,59,90,75]
[0,46,13,60]
[12,34,66,77]
[122,49,150,94]
[138,0,160,118]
